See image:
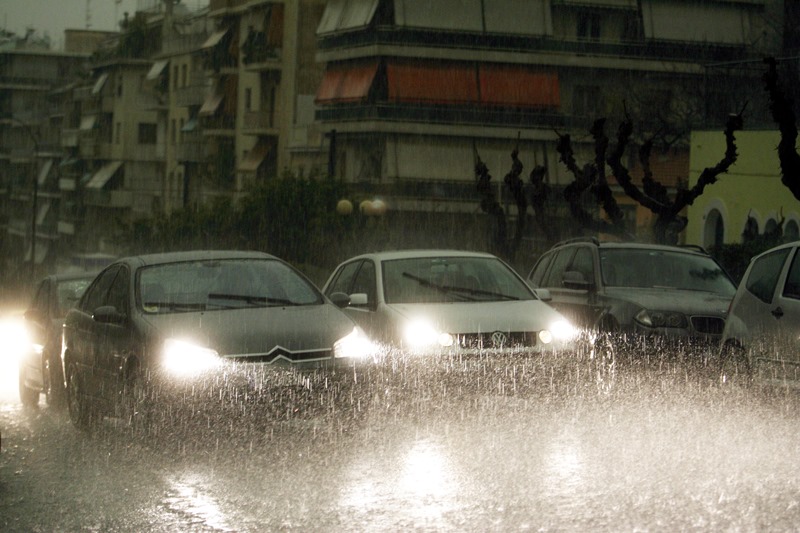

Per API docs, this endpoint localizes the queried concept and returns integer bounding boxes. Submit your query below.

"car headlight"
[161,338,221,377]
[403,319,454,349]
[538,319,578,345]
[334,327,380,359]
[634,309,687,329]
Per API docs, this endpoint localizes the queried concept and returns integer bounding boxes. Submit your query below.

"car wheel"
[719,342,751,386]
[44,354,66,409]
[67,363,96,431]
[18,368,39,407]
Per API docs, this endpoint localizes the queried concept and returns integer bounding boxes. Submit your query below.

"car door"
[66,266,121,399]
[766,247,800,375]
[541,246,595,328]
[94,265,135,405]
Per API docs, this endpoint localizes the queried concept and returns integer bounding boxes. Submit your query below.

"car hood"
[603,287,732,316]
[141,304,357,357]
[385,300,568,333]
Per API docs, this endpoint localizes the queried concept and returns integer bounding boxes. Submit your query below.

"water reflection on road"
[2,349,800,531]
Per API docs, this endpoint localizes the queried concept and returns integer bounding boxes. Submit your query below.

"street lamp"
[5,115,40,280]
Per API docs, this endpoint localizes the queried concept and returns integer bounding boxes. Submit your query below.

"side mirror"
[24,307,44,323]
[93,305,125,324]
[534,288,552,302]
[562,270,593,291]
[328,292,351,309]
[349,293,369,306]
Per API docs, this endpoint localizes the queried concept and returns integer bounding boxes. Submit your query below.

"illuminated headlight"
[0,317,31,360]
[635,309,687,329]
[404,319,454,348]
[161,338,221,377]
[538,320,578,345]
[334,327,379,359]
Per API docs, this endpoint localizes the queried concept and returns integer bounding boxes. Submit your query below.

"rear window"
[745,248,791,304]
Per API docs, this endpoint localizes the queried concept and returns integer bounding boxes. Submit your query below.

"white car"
[322,250,577,354]
[720,241,800,386]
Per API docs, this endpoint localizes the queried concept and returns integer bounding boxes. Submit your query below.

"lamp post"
[6,116,40,280]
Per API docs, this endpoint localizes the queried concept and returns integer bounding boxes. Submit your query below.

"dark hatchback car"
[18,272,95,407]
[526,239,737,344]
[61,250,376,430]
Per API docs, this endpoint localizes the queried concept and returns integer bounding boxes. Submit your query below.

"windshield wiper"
[207,293,298,307]
[144,301,207,312]
[401,272,519,301]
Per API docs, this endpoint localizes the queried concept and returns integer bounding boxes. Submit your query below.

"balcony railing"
[318,26,750,63]
[84,189,133,208]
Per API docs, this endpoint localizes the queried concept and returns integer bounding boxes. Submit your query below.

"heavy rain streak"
[2,334,800,531]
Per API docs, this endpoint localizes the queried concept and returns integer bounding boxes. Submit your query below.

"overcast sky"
[1,0,205,50]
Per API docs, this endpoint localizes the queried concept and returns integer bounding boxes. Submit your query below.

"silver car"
[720,241,800,386]
[322,250,577,354]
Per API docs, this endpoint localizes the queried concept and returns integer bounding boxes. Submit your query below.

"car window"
[527,253,552,287]
[351,260,376,305]
[106,267,130,314]
[31,280,49,315]
[382,256,533,304]
[138,258,322,313]
[569,247,594,283]
[326,260,362,296]
[80,266,121,313]
[781,248,800,300]
[543,248,576,287]
[599,248,735,295]
[745,248,791,304]
[56,279,93,316]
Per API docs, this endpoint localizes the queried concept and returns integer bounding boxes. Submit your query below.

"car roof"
[340,249,499,262]
[43,271,98,282]
[550,239,711,257]
[113,250,277,268]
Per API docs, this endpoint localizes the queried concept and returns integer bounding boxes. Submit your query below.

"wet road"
[2,349,800,532]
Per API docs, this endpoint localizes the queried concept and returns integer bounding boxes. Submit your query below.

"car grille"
[456,331,538,350]
[690,316,725,335]
[226,349,332,364]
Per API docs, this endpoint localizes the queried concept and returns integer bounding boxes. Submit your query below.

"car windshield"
[137,258,322,314]
[56,279,93,316]
[599,249,736,296]
[382,256,534,304]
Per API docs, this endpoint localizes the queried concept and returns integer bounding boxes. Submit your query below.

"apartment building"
[312,0,785,247]
[0,38,95,279]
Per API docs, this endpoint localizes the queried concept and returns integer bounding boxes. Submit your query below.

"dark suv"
[526,239,737,343]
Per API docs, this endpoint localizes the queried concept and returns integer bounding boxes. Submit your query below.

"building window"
[115,122,121,144]
[573,85,603,117]
[138,123,157,145]
[181,64,188,88]
[577,12,601,41]
[245,88,252,111]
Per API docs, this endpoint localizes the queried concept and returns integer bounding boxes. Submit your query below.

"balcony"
[317,26,749,64]
[176,139,206,163]
[83,189,133,208]
[242,111,276,134]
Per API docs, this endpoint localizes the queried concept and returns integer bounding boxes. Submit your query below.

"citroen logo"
[491,331,508,347]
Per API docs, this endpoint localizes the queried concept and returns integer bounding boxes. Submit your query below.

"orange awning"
[386,60,478,105]
[240,140,271,172]
[478,65,560,108]
[315,61,379,105]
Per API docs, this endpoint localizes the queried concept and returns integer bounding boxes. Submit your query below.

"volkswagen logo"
[491,331,508,348]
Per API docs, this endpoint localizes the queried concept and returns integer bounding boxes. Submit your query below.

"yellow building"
[685,130,800,249]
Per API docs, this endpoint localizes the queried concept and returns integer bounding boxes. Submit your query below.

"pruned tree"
[474,140,554,260]
[555,119,631,239]
[763,56,800,201]
[608,108,744,245]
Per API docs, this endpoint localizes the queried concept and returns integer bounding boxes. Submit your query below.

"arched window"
[703,209,724,249]
[742,217,759,242]
[785,220,799,242]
